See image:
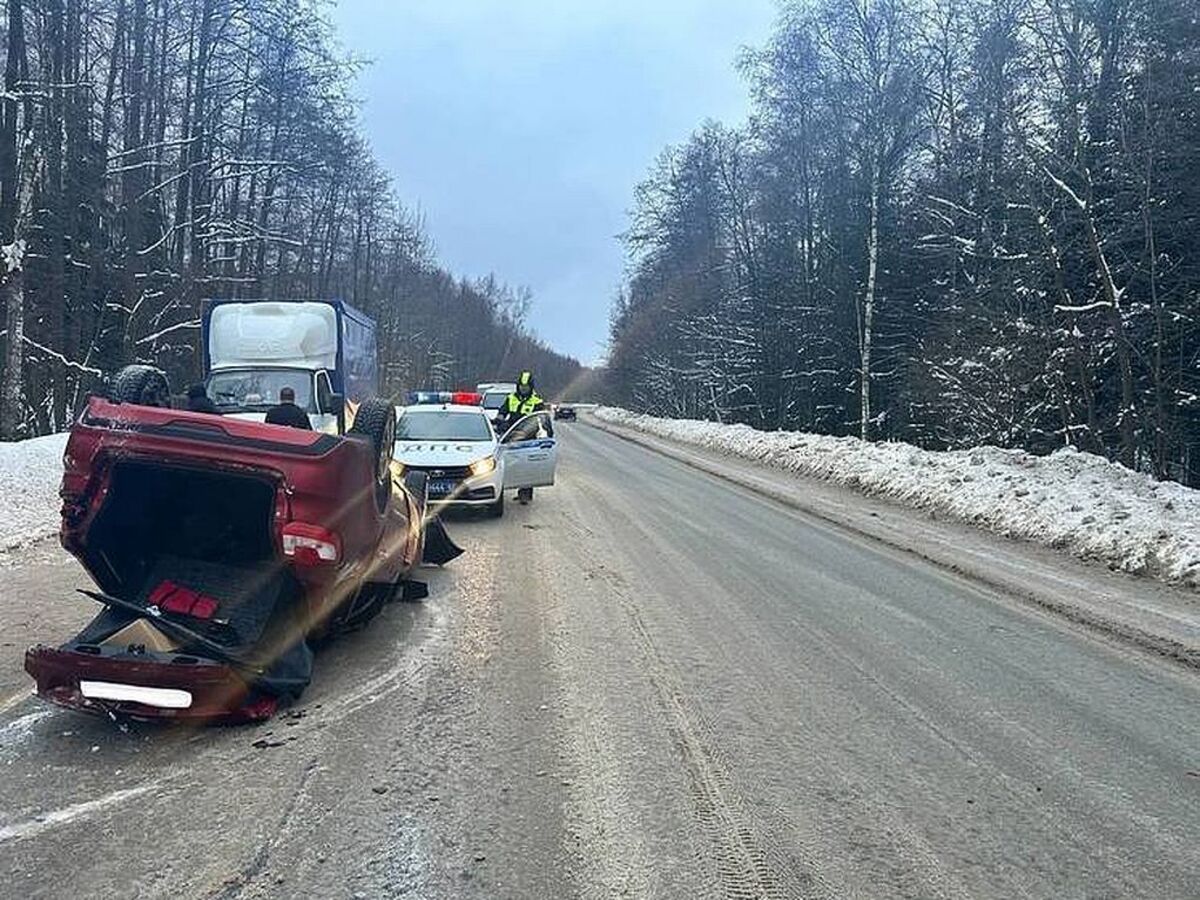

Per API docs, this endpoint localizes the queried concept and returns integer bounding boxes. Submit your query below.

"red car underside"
[25,396,424,723]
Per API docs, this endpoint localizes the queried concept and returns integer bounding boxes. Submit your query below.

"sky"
[329,0,778,365]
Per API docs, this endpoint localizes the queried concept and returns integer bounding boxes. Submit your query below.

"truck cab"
[202,299,377,433]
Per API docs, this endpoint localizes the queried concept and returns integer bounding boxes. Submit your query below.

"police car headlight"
[390,460,407,478]
[469,456,497,477]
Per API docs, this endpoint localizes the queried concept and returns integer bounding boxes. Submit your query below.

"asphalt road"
[1,422,1199,899]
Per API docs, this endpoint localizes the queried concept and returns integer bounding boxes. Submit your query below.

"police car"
[392,392,557,518]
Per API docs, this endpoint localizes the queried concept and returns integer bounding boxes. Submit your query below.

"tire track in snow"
[560,454,813,900]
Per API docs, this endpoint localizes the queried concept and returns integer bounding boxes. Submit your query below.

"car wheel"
[487,492,505,518]
[348,398,396,480]
[110,364,171,408]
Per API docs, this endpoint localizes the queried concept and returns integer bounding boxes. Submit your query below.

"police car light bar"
[407,390,484,406]
[408,391,447,405]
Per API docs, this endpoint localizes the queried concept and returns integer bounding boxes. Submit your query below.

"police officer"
[498,370,552,504]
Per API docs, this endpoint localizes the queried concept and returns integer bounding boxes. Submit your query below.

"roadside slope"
[0,433,68,555]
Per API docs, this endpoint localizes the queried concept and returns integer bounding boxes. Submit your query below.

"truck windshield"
[208,370,313,412]
[482,391,509,410]
[397,411,492,441]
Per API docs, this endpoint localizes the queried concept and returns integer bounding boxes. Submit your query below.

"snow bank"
[0,433,68,554]
[594,408,1200,589]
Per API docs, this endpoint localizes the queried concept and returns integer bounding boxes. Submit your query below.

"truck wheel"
[348,398,396,484]
[110,364,171,408]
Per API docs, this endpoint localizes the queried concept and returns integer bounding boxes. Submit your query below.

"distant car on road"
[394,395,558,518]
[553,405,577,421]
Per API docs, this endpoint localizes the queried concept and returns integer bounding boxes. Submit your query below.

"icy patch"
[0,432,68,553]
[594,408,1200,590]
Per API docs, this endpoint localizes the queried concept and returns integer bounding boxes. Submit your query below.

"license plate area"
[428,479,457,498]
[79,680,193,709]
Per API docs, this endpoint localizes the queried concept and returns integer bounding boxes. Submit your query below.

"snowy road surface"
[1,422,1199,898]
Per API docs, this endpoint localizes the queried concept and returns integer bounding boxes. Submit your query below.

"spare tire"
[348,398,397,485]
[111,364,171,408]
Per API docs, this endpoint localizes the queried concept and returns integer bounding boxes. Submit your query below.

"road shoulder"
[584,414,1200,669]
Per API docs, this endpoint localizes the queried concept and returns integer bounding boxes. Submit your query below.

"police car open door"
[500,413,558,489]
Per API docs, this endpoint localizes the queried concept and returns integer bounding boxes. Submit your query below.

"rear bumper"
[24,645,278,723]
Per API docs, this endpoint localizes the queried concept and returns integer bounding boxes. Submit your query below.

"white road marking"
[0,783,160,843]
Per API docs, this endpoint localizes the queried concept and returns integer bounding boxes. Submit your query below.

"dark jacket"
[265,402,312,430]
[187,394,220,414]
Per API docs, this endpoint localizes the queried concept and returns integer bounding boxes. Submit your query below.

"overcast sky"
[330,0,778,365]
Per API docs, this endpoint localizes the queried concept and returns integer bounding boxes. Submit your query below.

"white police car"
[392,392,557,518]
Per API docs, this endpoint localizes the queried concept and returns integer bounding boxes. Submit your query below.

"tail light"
[281,522,342,566]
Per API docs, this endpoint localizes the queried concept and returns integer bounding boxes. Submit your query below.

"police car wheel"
[487,492,505,518]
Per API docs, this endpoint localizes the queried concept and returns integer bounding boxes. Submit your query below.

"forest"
[606,0,1199,485]
[0,0,579,440]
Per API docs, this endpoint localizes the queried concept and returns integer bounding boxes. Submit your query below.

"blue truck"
[201,298,378,432]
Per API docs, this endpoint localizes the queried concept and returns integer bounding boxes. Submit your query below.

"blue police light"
[407,390,452,405]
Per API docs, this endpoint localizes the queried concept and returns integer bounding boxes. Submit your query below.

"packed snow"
[594,408,1200,590]
[0,433,69,554]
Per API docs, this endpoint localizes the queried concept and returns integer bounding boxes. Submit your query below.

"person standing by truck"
[265,386,312,429]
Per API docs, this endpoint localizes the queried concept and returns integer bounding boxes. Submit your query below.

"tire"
[348,398,397,484]
[110,364,171,408]
[487,491,505,519]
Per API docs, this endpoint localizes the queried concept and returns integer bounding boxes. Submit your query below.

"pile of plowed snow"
[0,433,68,553]
[594,408,1200,589]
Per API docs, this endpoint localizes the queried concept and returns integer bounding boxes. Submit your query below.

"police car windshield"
[397,411,492,441]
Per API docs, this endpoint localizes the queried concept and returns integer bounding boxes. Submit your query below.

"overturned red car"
[25,371,459,723]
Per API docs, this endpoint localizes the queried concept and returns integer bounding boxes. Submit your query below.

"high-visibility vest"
[505,392,544,416]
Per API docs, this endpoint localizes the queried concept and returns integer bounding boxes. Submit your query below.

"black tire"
[110,364,171,408]
[348,398,396,484]
[487,491,505,519]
